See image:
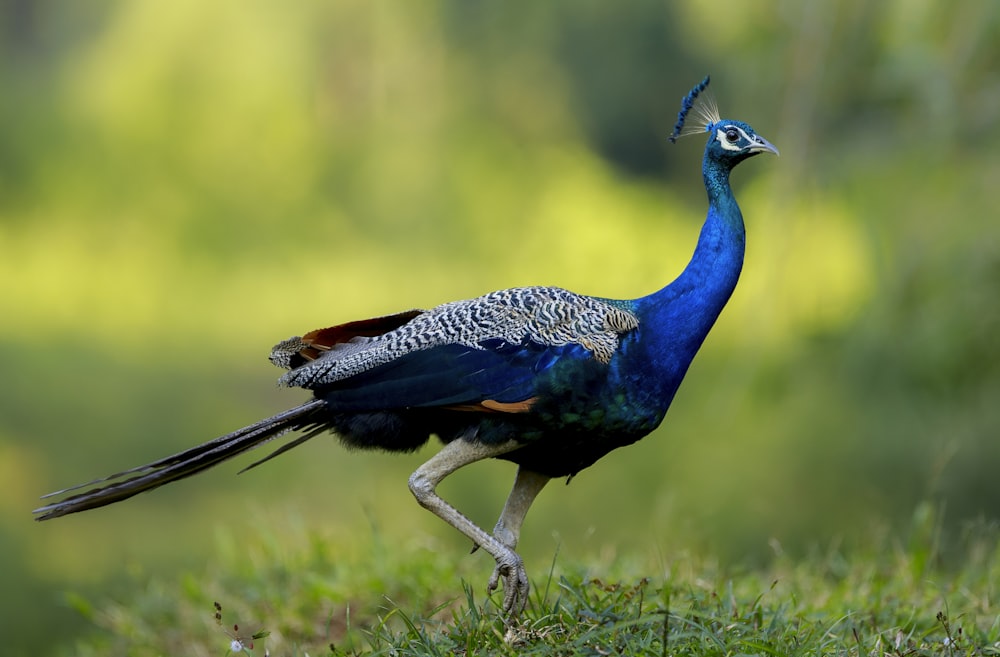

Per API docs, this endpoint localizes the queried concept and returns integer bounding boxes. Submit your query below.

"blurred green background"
[3,0,999,653]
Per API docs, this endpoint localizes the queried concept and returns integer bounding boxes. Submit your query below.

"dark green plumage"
[34,77,777,618]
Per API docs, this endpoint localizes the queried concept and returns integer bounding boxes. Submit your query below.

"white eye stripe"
[715,126,755,151]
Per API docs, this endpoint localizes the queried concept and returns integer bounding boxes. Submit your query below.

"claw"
[487,549,529,617]
[487,566,500,594]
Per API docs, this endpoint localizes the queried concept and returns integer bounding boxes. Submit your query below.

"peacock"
[34,77,777,617]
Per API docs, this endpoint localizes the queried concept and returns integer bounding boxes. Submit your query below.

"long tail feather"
[33,399,326,521]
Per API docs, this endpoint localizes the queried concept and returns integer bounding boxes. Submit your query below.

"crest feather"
[668,76,721,143]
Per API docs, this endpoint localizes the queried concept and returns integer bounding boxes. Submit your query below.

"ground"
[57,503,1000,657]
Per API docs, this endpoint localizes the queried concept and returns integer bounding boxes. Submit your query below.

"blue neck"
[680,155,746,302]
[629,153,745,387]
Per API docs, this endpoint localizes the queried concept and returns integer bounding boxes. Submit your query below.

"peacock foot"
[487,548,529,617]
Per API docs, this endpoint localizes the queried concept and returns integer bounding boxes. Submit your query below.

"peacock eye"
[725,128,739,142]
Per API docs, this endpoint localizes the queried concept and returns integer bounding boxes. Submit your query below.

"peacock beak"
[748,135,779,156]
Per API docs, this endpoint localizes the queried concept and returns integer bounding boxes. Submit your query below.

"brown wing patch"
[298,309,425,360]
[270,309,424,370]
[481,399,537,413]
[443,398,538,414]
[302,309,425,352]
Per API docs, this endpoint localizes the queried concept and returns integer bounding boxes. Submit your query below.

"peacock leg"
[487,467,549,596]
[408,436,530,616]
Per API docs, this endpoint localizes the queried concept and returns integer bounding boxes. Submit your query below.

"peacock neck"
[650,157,744,307]
[689,156,746,298]
[630,154,745,380]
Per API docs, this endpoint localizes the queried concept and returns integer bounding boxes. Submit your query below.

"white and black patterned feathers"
[272,286,639,390]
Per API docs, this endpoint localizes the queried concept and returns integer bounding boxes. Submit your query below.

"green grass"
[58,504,1000,656]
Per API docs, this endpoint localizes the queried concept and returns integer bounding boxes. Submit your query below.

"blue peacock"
[35,77,777,616]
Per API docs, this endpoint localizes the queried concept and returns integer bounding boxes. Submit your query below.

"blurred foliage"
[2,0,999,654]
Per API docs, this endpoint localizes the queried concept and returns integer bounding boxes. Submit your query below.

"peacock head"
[669,76,778,165]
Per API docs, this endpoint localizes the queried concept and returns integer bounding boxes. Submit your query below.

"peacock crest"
[668,76,721,143]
